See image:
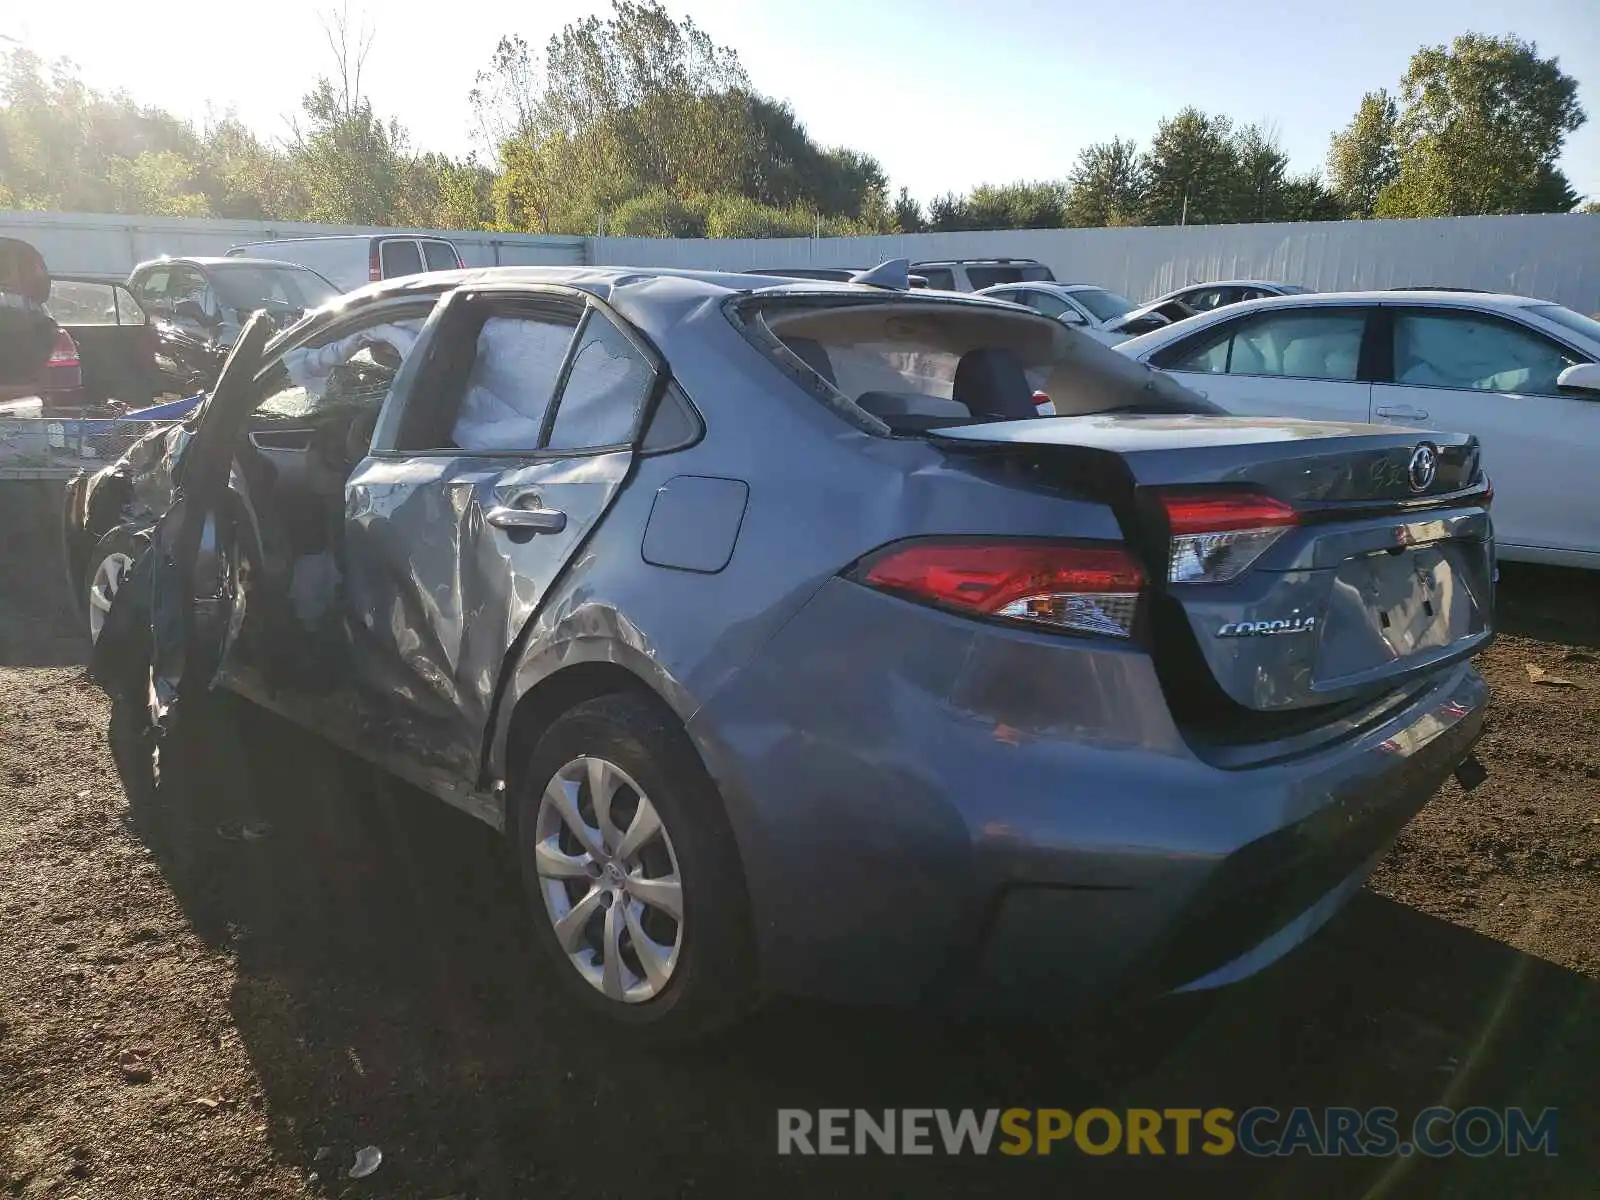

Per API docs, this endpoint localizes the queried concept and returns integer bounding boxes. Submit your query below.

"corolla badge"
[1217,615,1318,637]
[1408,442,1439,492]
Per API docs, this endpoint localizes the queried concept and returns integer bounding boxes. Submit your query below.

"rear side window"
[380,239,424,278]
[1018,263,1054,282]
[547,312,656,450]
[917,268,955,290]
[47,280,124,325]
[1392,310,1577,396]
[964,266,1023,290]
[1160,309,1366,381]
[1184,287,1237,312]
[449,315,578,451]
[423,241,459,271]
[1023,291,1073,319]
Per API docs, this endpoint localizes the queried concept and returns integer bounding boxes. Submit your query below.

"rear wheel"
[515,693,757,1043]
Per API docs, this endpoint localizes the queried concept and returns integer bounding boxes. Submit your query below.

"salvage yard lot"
[2,514,1598,1196]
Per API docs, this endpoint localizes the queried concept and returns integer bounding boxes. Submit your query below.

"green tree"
[1326,89,1398,218]
[198,116,303,220]
[1229,123,1289,221]
[892,187,924,233]
[1140,108,1238,225]
[1377,33,1586,216]
[1278,172,1345,222]
[475,2,893,236]
[1065,137,1145,227]
[609,188,709,237]
[288,11,405,224]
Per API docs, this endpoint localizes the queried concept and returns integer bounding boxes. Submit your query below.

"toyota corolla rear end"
[682,288,1492,1010]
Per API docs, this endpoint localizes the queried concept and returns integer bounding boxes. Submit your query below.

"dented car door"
[340,288,661,811]
[88,314,275,714]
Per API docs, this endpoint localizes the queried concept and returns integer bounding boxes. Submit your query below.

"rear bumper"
[687,578,1487,1007]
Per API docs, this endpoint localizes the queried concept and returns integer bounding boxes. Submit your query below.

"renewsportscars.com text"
[776,1106,1558,1158]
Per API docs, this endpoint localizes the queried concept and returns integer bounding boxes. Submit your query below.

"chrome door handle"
[486,502,567,533]
[1375,405,1428,420]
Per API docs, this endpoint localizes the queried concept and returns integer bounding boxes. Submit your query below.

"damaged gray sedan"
[68,263,1494,1041]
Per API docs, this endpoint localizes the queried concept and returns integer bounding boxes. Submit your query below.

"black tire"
[83,526,147,644]
[515,692,758,1044]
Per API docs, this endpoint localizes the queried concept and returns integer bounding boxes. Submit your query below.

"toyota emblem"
[1407,442,1438,493]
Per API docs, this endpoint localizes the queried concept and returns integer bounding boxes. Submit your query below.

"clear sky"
[5,0,1598,204]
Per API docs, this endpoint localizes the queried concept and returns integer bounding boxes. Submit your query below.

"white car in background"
[1116,290,1600,567]
[975,282,1172,345]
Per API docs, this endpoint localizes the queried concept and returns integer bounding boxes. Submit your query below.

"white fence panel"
[595,213,1600,313]
[7,209,1597,314]
[0,210,586,278]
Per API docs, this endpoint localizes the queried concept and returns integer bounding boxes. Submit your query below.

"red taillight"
[1159,491,1298,535]
[1481,478,1494,508]
[48,329,80,368]
[860,539,1144,638]
[369,242,383,281]
[1158,490,1298,584]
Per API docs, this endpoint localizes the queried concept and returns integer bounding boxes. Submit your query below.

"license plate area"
[1312,540,1488,692]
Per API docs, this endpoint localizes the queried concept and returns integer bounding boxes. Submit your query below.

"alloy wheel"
[532,755,684,1003]
[88,551,134,643]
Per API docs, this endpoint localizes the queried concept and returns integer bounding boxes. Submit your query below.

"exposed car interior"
[228,309,429,674]
[758,299,1209,433]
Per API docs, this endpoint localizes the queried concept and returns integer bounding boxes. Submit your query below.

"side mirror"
[1557,362,1600,396]
[173,299,216,328]
[1057,309,1087,326]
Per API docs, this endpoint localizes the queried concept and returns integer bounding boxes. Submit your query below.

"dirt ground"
[2,490,1598,1197]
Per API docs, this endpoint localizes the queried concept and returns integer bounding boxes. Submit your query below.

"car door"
[46,278,158,406]
[205,297,441,713]
[1371,306,1597,558]
[1147,305,1374,421]
[87,315,277,719]
[340,287,661,797]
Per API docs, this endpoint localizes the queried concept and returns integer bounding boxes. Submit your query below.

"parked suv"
[227,234,465,293]
[912,257,1056,291]
[73,263,1491,1042]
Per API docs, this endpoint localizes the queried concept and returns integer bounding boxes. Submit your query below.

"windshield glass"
[1070,288,1137,321]
[1529,304,1600,346]
[736,295,1206,431]
[209,264,339,315]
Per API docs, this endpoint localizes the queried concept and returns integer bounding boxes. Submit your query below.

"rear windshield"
[732,295,1207,434]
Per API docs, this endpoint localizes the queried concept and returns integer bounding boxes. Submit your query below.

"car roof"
[984,281,1108,294]
[132,255,331,271]
[912,257,1045,268]
[299,264,1008,345]
[234,234,455,244]
[1198,288,1545,310]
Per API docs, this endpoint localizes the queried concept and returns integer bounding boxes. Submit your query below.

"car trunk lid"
[932,413,1493,720]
